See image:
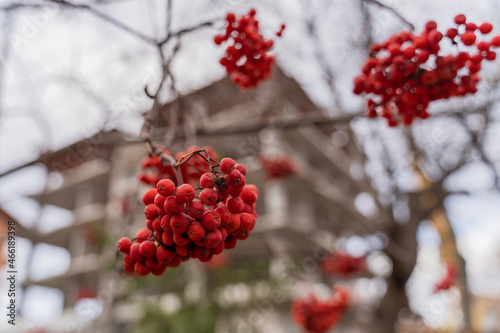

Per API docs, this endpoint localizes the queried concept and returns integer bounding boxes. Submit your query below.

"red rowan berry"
[239,212,256,231]
[187,222,206,241]
[123,254,135,273]
[454,14,466,25]
[200,173,216,188]
[144,204,159,220]
[134,262,150,276]
[215,206,230,226]
[164,196,184,214]
[142,188,158,205]
[212,242,225,255]
[162,231,175,246]
[200,188,217,206]
[220,158,236,174]
[175,184,196,203]
[224,235,237,249]
[479,23,493,34]
[154,193,167,209]
[201,211,222,231]
[136,228,150,243]
[173,232,191,246]
[139,240,156,258]
[234,229,251,240]
[241,185,258,204]
[226,213,241,232]
[156,246,176,264]
[145,219,154,231]
[168,255,183,267]
[446,28,458,39]
[428,30,443,43]
[203,229,223,248]
[276,24,286,37]
[170,213,191,234]
[187,200,206,219]
[151,264,167,276]
[461,31,476,46]
[152,217,162,233]
[194,246,211,258]
[176,245,188,257]
[477,41,490,52]
[466,23,477,31]
[129,243,143,262]
[219,226,228,240]
[146,257,162,269]
[491,35,500,47]
[226,196,244,214]
[234,163,247,175]
[160,214,173,232]
[425,21,437,31]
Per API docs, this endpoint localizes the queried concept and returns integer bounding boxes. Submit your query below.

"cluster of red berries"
[321,252,365,276]
[353,15,500,126]
[434,263,457,292]
[214,9,284,88]
[117,152,259,276]
[291,286,349,333]
[259,155,298,180]
[138,146,218,186]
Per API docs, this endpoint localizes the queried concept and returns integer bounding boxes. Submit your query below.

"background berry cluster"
[353,15,500,126]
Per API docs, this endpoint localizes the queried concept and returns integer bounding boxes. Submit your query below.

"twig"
[158,20,215,46]
[45,0,157,45]
[166,0,172,35]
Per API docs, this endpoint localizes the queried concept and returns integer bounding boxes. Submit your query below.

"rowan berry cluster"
[354,15,500,126]
[118,151,259,276]
[138,146,218,186]
[214,9,284,88]
[291,286,349,333]
[321,252,365,276]
[434,263,457,292]
[259,155,298,180]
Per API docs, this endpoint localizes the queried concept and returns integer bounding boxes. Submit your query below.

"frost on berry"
[117,237,132,253]
[214,9,284,89]
[117,148,259,276]
[353,16,500,126]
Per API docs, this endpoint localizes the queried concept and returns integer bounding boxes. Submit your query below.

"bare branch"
[45,0,157,45]
[159,19,215,46]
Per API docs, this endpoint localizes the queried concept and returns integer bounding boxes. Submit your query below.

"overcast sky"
[1,0,500,330]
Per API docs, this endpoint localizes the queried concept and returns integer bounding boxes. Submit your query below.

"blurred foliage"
[131,303,220,333]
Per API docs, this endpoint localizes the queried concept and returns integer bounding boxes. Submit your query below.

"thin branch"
[1,103,494,179]
[45,0,157,45]
[158,20,215,46]
[165,0,172,35]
